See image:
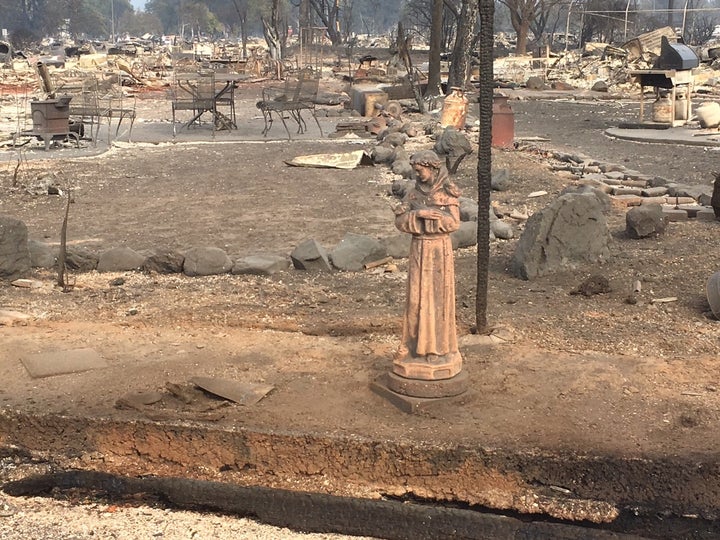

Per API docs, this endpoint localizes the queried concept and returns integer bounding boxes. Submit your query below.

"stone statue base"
[386,370,468,398]
[392,350,463,380]
[370,371,469,414]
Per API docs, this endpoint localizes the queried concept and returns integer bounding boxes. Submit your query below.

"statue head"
[410,150,443,185]
[409,150,442,169]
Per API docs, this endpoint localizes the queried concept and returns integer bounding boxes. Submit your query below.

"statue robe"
[394,176,461,362]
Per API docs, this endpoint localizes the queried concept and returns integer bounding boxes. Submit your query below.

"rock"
[511,193,611,280]
[28,239,56,269]
[459,197,479,222]
[491,168,512,191]
[712,173,720,218]
[382,132,407,147]
[570,274,611,296]
[371,144,395,164]
[182,247,232,277]
[330,233,386,271]
[591,80,609,92]
[490,220,514,240]
[641,186,669,197]
[232,254,290,276]
[0,216,31,280]
[142,250,185,274]
[391,159,414,179]
[64,246,99,272]
[648,176,671,187]
[391,179,412,199]
[707,271,720,318]
[598,163,625,173]
[451,221,477,249]
[551,81,575,91]
[393,147,409,163]
[561,184,612,212]
[525,76,546,90]
[380,234,412,259]
[97,246,146,272]
[291,239,332,272]
[626,204,666,239]
[433,127,473,173]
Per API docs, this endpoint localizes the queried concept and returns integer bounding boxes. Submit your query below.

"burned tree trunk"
[397,22,425,114]
[447,0,479,89]
[425,0,444,99]
[475,0,495,333]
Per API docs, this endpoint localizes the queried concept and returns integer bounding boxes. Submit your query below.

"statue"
[391,150,464,386]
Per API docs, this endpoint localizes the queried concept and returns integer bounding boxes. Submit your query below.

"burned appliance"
[654,36,700,71]
[630,36,700,127]
[14,96,80,150]
[12,62,81,150]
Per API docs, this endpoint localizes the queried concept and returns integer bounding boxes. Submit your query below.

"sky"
[130,0,146,10]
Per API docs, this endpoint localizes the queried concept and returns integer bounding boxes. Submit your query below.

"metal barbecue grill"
[654,36,699,71]
[630,36,699,126]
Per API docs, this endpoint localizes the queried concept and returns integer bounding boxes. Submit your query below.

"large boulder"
[0,216,30,280]
[511,193,611,280]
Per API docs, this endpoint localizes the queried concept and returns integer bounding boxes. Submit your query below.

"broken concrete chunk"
[191,377,274,405]
[21,348,108,378]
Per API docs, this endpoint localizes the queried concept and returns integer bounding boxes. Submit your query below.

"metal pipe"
[36,61,55,98]
[624,0,631,41]
[565,0,575,52]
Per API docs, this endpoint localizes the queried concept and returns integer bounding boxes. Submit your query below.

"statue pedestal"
[370,371,469,414]
[392,351,463,380]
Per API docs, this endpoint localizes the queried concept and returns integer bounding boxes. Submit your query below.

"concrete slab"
[20,348,107,378]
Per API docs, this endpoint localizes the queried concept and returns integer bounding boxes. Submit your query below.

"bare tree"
[308,0,343,45]
[230,0,249,58]
[262,0,287,63]
[425,0,445,98]
[499,0,562,54]
[445,0,479,88]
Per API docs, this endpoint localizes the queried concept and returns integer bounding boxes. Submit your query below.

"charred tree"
[475,0,494,333]
[425,0,445,99]
[447,0,479,89]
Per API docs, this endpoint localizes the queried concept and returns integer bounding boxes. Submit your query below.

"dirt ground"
[1,76,720,531]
